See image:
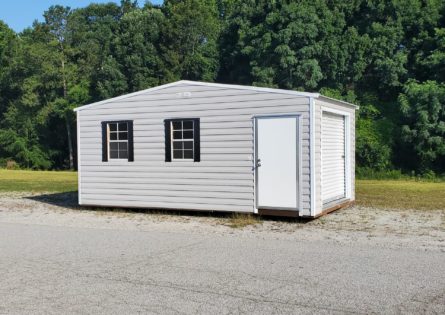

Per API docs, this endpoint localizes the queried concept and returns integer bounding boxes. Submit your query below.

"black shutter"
[128,121,134,162]
[101,122,108,162]
[164,120,172,162]
[193,118,200,162]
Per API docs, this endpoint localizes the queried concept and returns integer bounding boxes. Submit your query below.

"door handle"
[256,159,262,167]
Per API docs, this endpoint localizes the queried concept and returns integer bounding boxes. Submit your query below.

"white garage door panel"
[322,112,346,203]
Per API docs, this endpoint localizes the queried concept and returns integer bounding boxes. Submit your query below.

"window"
[164,118,200,162]
[172,120,194,160]
[108,122,128,159]
[101,120,134,162]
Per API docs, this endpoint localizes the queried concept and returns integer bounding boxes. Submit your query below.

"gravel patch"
[0,191,444,251]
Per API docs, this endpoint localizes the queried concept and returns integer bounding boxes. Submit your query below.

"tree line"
[0,0,444,174]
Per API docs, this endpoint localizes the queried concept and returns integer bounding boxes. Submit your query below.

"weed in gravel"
[228,213,261,228]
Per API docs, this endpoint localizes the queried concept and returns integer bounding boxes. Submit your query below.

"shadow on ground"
[26,191,311,224]
[27,191,79,209]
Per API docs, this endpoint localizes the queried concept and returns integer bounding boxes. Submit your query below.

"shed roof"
[74,80,358,112]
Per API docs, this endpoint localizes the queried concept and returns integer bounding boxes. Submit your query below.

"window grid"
[108,122,129,159]
[171,120,194,160]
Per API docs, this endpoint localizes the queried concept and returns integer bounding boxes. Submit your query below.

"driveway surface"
[0,193,444,314]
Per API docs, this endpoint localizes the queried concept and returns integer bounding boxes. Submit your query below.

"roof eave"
[316,95,360,109]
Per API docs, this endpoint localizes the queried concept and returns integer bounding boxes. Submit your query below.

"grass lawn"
[356,179,445,210]
[0,170,444,210]
[0,169,77,193]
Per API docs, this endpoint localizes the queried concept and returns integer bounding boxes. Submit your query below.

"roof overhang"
[317,95,359,110]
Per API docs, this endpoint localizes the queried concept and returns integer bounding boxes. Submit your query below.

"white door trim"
[253,114,302,212]
[321,107,352,202]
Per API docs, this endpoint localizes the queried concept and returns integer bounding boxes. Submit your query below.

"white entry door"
[321,112,346,203]
[256,116,298,210]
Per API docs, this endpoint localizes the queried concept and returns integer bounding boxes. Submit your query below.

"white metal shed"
[75,80,358,218]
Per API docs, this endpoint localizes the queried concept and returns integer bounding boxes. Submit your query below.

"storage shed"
[75,80,358,218]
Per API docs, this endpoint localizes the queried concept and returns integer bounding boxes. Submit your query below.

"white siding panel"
[81,177,251,186]
[81,171,251,180]
[79,102,309,121]
[80,199,252,212]
[78,83,311,213]
[96,93,306,111]
[81,194,253,206]
[80,115,309,126]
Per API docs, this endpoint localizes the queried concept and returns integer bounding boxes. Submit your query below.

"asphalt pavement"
[0,221,444,314]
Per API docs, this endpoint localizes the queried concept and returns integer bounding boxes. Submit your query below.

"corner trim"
[309,97,316,217]
[76,111,82,205]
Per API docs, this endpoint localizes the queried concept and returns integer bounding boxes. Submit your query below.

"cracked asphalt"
[0,194,444,314]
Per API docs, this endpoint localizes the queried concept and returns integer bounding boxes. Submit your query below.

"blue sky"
[0,0,163,32]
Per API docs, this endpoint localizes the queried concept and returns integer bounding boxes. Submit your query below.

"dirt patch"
[0,192,444,251]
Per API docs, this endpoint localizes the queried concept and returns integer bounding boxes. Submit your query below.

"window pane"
[110,142,119,150]
[183,120,193,130]
[172,121,181,130]
[110,150,119,159]
[119,142,128,151]
[119,150,128,159]
[173,142,183,150]
[183,131,193,139]
[109,123,117,131]
[184,141,193,149]
[173,150,183,159]
[184,150,194,159]
[173,131,182,139]
[119,132,128,140]
[110,132,118,140]
[118,122,128,131]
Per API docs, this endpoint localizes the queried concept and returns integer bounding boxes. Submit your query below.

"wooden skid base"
[314,200,355,219]
[257,209,299,218]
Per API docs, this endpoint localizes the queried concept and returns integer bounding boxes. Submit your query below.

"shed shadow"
[26,191,79,209]
[26,192,311,224]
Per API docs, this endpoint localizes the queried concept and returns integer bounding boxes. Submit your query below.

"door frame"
[320,107,352,204]
[253,114,303,213]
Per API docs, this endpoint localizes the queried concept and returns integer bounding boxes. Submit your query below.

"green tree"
[111,7,164,91]
[43,5,77,169]
[0,32,55,169]
[68,3,121,100]
[399,80,445,172]
[0,22,17,116]
[421,28,445,82]
[161,0,220,81]
[218,0,363,90]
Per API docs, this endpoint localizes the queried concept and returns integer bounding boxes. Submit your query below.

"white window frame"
[107,122,129,160]
[170,120,195,161]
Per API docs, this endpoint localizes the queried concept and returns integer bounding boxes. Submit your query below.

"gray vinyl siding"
[78,82,311,213]
[313,98,356,216]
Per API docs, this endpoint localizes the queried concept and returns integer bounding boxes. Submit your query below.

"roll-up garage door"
[322,112,346,203]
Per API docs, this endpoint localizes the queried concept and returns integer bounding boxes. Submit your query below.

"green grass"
[0,169,77,192]
[1,170,444,210]
[356,179,445,210]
